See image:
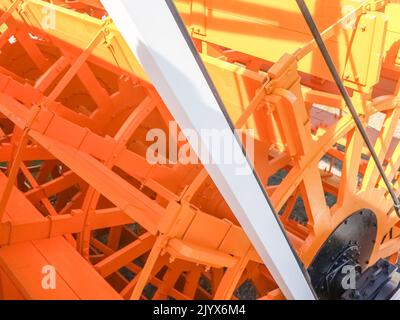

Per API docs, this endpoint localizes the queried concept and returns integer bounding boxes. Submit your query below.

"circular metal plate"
[308,209,377,299]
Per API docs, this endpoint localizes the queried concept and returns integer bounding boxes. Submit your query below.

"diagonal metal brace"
[296,0,400,218]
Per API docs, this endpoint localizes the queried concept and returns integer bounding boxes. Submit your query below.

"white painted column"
[100,0,316,300]
[390,288,400,300]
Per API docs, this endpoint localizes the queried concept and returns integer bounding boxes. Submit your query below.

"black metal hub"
[308,209,377,299]
[342,259,400,300]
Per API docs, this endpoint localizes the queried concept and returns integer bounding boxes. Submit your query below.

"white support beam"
[100,0,316,300]
[391,288,400,300]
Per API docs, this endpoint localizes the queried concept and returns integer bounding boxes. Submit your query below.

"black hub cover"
[307,209,377,299]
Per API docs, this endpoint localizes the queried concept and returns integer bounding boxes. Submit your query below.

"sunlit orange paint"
[0,0,398,300]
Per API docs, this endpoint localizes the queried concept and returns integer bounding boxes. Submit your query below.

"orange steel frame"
[0,0,398,300]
